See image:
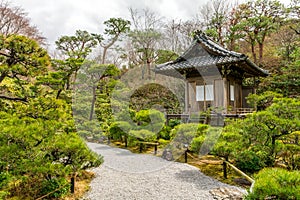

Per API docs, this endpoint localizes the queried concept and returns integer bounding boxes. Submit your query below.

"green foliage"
[0,97,102,198]
[261,48,300,97]
[41,178,70,198]
[247,91,283,111]
[191,127,222,155]
[46,132,103,172]
[212,122,243,159]
[213,96,300,170]
[235,150,265,173]
[0,34,50,101]
[168,119,181,128]
[170,123,209,141]
[0,172,10,195]
[109,121,132,140]
[278,131,300,170]
[54,30,101,93]
[157,126,172,140]
[0,33,104,198]
[0,172,8,187]
[129,129,157,142]
[135,109,165,133]
[232,0,286,64]
[190,135,206,153]
[130,83,182,113]
[92,65,122,135]
[128,29,162,65]
[246,168,300,200]
[103,18,131,36]
[158,138,169,146]
[169,123,209,151]
[155,49,178,64]
[55,30,99,58]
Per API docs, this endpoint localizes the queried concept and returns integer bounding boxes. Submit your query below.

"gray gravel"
[83,142,246,200]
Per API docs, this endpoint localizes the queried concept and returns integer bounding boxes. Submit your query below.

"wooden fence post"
[223,157,229,179]
[223,160,227,179]
[185,150,188,163]
[139,143,143,153]
[71,176,75,193]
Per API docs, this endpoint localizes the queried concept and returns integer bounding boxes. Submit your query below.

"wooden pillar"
[253,77,257,111]
[185,80,189,114]
[223,78,228,111]
[239,81,243,109]
[253,77,257,94]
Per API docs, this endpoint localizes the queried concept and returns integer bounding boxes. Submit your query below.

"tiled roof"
[155,31,269,78]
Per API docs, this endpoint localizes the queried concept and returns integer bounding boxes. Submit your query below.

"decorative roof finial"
[192,30,207,40]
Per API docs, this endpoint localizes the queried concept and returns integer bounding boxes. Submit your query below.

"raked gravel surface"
[82,142,246,200]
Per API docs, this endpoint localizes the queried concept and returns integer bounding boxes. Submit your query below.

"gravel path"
[83,142,246,200]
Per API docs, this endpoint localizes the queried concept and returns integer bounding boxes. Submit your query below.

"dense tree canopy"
[0,34,49,102]
[0,31,102,199]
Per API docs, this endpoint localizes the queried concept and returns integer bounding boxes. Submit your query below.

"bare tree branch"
[0,95,27,102]
[0,1,45,43]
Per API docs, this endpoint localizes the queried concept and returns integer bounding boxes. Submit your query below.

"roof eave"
[245,58,269,77]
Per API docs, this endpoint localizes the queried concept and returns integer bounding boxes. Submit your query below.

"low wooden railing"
[236,108,254,115]
[137,141,159,155]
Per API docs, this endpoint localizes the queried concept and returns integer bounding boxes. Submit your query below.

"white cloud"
[12,0,209,44]
[11,0,291,50]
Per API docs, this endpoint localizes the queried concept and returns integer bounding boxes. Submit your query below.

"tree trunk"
[147,60,151,80]
[258,42,264,65]
[0,71,8,84]
[218,26,223,46]
[102,47,108,64]
[271,136,276,157]
[56,89,62,99]
[89,86,96,121]
[251,43,257,64]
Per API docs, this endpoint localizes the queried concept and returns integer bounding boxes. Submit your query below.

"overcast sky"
[12,0,291,50]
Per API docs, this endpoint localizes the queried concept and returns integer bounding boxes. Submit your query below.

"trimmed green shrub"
[190,135,206,153]
[158,126,171,140]
[246,168,300,200]
[170,123,209,141]
[168,119,181,128]
[129,129,157,142]
[135,109,166,133]
[235,150,265,173]
[168,123,209,156]
[158,138,169,146]
[109,121,132,141]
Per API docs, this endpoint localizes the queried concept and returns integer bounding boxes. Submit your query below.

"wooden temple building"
[155,31,269,118]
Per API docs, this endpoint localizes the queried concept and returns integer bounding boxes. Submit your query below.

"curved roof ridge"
[194,30,245,58]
